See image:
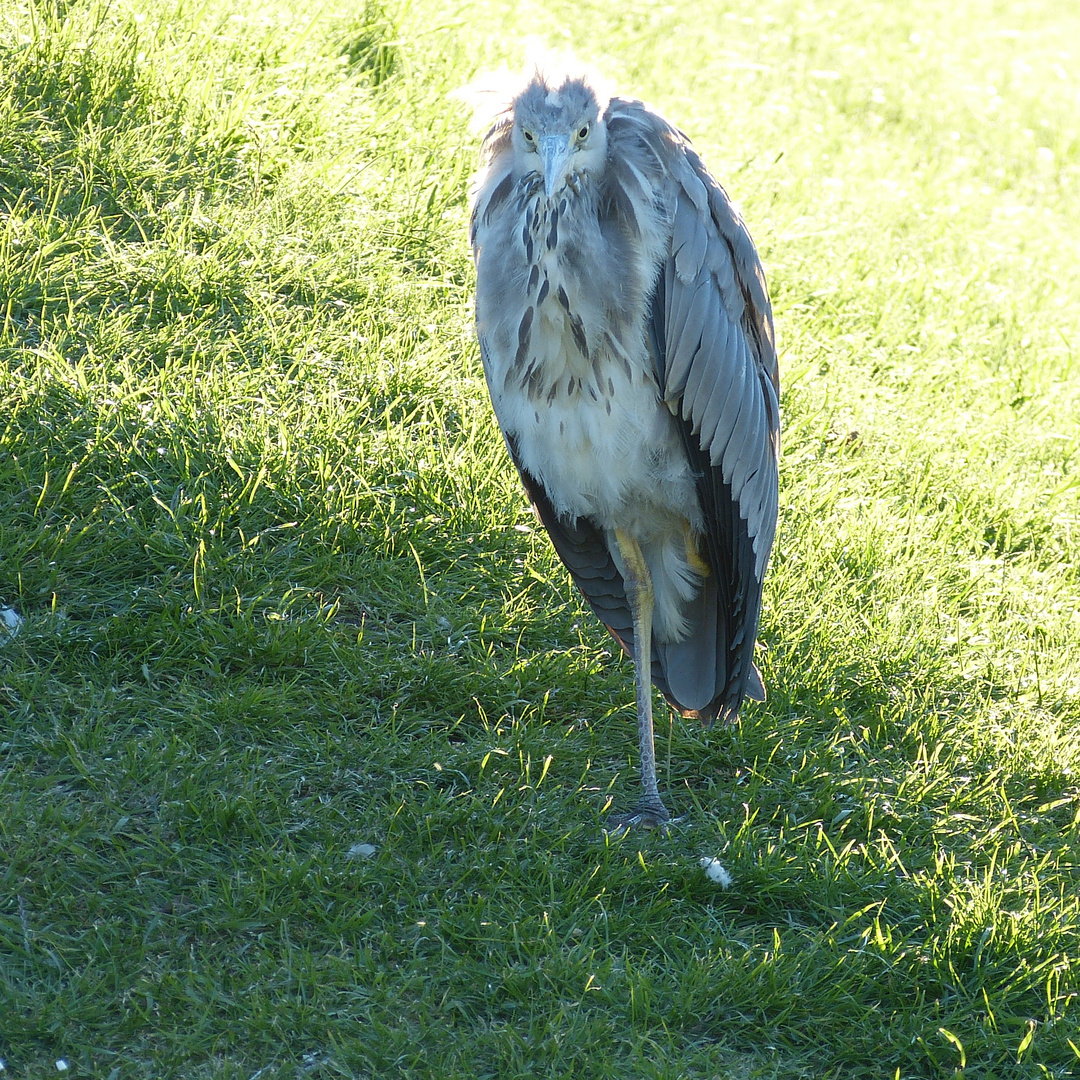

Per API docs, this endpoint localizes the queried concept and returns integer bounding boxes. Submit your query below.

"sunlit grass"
[1,0,1079,1076]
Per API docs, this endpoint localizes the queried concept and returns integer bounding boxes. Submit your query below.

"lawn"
[2,0,1079,1076]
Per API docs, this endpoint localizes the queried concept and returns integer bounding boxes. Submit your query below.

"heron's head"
[511,72,608,199]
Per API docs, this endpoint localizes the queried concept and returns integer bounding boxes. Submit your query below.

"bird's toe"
[604,800,672,836]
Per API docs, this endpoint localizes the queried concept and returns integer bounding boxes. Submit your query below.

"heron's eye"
[577,124,590,140]
[522,129,535,144]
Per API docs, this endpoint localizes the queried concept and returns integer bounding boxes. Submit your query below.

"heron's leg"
[683,522,711,579]
[611,528,670,828]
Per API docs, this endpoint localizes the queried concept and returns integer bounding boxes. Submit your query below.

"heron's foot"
[604,798,672,836]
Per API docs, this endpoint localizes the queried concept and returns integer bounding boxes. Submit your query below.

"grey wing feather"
[674,212,708,283]
[662,266,696,396]
[696,322,741,449]
[642,109,780,721]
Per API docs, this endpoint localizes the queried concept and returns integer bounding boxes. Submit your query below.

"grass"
[1,0,1079,1075]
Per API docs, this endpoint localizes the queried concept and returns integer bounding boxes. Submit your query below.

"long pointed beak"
[538,134,573,198]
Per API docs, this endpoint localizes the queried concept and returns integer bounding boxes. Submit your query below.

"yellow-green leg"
[610,528,670,830]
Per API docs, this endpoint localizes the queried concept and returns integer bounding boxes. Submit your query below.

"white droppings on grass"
[348,842,377,859]
[700,856,732,888]
[0,607,22,643]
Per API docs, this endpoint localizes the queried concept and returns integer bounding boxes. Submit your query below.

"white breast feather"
[473,169,705,641]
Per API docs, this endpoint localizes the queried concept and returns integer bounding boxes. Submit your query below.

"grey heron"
[468,66,780,828]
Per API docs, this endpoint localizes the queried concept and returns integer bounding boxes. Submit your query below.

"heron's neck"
[516,170,592,208]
